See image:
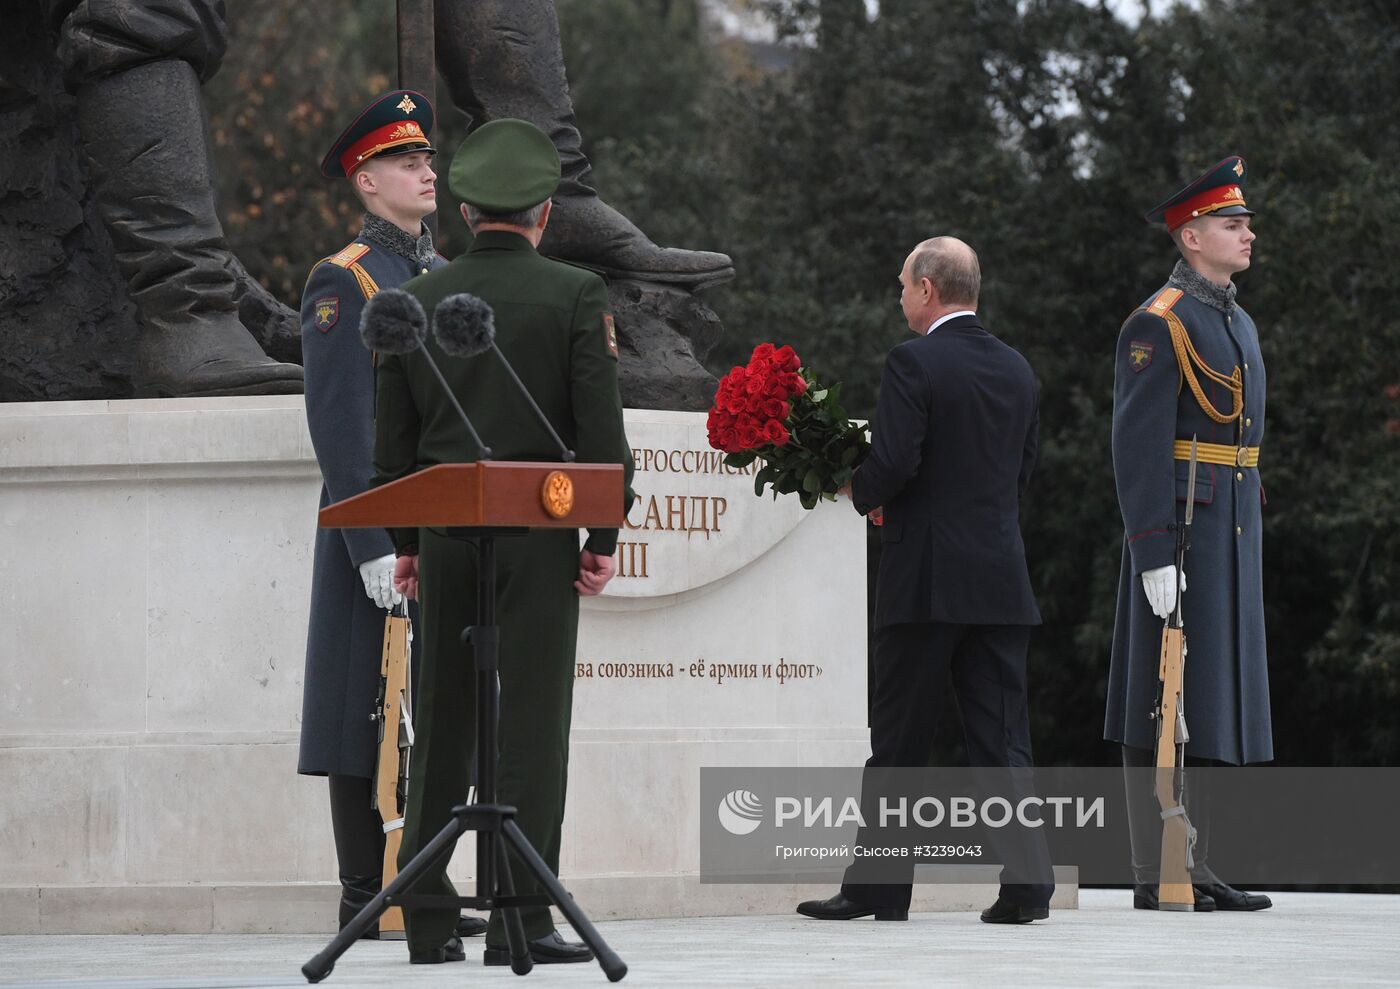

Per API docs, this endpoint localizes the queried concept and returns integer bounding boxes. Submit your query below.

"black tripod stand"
[303,530,627,983]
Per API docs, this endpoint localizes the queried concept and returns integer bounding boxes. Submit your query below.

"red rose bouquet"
[706,343,870,510]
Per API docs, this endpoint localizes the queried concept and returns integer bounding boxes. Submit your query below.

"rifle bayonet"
[1184,436,1199,532]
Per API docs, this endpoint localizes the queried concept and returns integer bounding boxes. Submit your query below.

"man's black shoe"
[483,930,594,965]
[1133,884,1216,911]
[456,915,488,938]
[795,892,908,921]
[979,897,1050,924]
[409,935,466,964]
[1195,881,1272,911]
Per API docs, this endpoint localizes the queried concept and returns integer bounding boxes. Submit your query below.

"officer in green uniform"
[369,119,635,966]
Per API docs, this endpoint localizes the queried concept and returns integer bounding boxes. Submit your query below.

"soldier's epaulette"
[1145,287,1184,318]
[327,243,371,269]
[309,242,379,300]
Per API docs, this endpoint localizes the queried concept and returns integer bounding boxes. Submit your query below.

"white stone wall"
[0,399,884,932]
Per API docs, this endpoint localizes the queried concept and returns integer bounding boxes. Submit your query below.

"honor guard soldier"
[296,91,486,939]
[1105,156,1274,912]
[370,119,635,965]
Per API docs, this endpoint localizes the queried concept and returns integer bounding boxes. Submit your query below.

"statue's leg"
[435,0,734,287]
[58,0,303,396]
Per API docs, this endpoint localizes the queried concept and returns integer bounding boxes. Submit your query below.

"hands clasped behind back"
[575,550,615,597]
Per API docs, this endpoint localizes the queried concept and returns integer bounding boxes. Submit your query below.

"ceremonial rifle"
[371,602,415,938]
[1150,436,1199,911]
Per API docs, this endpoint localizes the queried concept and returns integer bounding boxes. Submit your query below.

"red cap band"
[340,120,430,176]
[1165,184,1248,232]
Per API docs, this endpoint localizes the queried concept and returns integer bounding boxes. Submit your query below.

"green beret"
[449,119,561,212]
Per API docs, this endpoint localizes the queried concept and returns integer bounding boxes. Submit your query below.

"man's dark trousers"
[840,621,1054,911]
[397,526,580,952]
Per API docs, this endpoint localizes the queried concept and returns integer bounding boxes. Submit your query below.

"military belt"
[1174,439,1259,468]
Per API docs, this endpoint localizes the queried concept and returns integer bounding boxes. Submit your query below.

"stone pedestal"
[0,398,901,933]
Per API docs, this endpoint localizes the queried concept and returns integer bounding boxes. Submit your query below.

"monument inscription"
[598,416,808,598]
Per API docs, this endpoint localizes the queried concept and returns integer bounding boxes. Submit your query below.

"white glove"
[358,553,402,611]
[1141,565,1186,620]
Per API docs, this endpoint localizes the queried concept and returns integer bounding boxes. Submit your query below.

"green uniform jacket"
[367,229,633,951]
[371,230,634,539]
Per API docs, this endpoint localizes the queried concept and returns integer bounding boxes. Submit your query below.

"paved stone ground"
[2,890,1397,988]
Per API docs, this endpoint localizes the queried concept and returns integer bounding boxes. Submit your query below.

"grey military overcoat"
[1104,267,1272,765]
[297,228,442,779]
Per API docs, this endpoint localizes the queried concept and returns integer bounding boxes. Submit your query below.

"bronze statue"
[434,0,734,288]
[14,0,729,399]
[44,0,304,397]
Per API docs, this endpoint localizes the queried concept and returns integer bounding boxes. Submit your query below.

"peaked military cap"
[320,90,436,179]
[1145,155,1255,232]
[448,118,561,212]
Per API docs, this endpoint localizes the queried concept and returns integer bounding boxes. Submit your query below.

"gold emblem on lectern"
[541,470,574,519]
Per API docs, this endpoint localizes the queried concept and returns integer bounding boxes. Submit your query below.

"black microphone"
[359,288,492,460]
[433,293,576,462]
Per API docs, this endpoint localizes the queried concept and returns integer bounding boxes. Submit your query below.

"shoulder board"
[327,243,371,269]
[304,250,379,300]
[1145,287,1183,318]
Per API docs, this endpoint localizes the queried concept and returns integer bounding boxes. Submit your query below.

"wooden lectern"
[303,460,628,984]
[317,461,625,532]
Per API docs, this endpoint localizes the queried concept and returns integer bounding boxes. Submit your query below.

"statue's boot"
[435,0,734,288]
[75,60,304,396]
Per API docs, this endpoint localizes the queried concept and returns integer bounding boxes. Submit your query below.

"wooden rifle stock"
[1152,435,1199,912]
[1153,626,1195,910]
[373,607,414,937]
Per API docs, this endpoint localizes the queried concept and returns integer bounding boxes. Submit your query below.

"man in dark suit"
[797,236,1053,925]
[371,119,634,966]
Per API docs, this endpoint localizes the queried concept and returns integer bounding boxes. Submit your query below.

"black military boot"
[1186,776,1270,909]
[329,775,385,938]
[338,872,382,938]
[1181,758,1270,909]
[75,60,304,396]
[1193,873,1272,911]
[434,0,734,287]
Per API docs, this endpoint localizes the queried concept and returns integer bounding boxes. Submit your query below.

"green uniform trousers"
[398,525,579,951]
